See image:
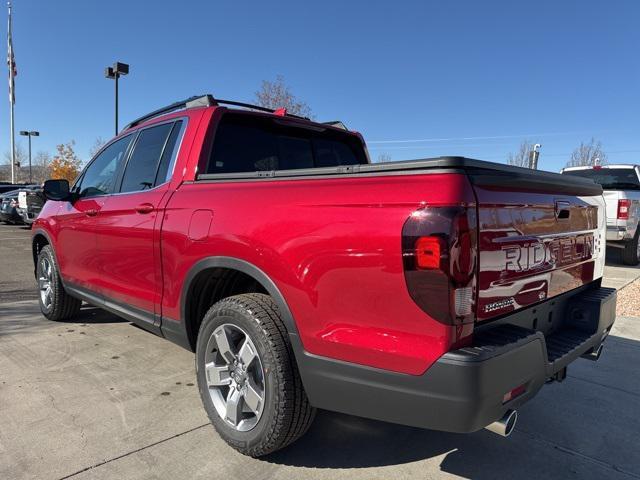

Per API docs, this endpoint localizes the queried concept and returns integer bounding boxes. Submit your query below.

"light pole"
[19,130,39,183]
[104,62,129,135]
[529,143,542,170]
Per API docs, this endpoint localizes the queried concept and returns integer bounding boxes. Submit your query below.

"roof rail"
[213,99,310,120]
[121,94,311,132]
[121,94,215,131]
[322,120,348,131]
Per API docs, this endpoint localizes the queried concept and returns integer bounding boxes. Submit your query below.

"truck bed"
[198,156,603,197]
[186,154,607,369]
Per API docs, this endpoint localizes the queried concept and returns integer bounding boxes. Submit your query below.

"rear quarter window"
[205,113,367,175]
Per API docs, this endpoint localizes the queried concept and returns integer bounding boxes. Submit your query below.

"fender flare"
[31,228,58,278]
[178,256,301,348]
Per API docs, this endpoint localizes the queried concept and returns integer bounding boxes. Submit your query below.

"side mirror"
[43,179,71,201]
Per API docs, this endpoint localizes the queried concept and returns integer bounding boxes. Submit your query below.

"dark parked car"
[17,187,45,225]
[0,184,25,195]
[0,182,38,194]
[0,190,22,224]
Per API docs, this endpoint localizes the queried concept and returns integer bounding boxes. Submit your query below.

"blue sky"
[3,0,639,172]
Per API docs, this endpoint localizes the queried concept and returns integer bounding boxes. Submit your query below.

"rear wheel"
[195,293,315,456]
[622,229,640,266]
[37,245,82,320]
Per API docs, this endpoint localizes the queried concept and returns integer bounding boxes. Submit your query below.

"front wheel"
[195,293,315,457]
[622,230,640,266]
[37,245,82,320]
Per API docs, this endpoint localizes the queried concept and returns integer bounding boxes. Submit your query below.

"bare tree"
[32,151,52,183]
[567,138,608,167]
[254,75,313,118]
[377,153,392,163]
[507,140,535,168]
[0,164,8,182]
[2,144,29,182]
[89,137,107,158]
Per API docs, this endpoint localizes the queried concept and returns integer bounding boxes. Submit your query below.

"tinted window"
[314,138,360,167]
[278,136,314,170]
[209,121,278,173]
[77,135,132,197]
[154,121,183,186]
[563,168,640,190]
[120,123,174,193]
[207,114,367,174]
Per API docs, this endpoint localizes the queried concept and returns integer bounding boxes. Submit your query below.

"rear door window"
[120,122,175,193]
[206,113,367,174]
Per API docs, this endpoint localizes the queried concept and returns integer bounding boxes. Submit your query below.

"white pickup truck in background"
[562,164,640,265]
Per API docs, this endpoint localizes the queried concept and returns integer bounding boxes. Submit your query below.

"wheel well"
[32,234,49,272]
[184,267,268,350]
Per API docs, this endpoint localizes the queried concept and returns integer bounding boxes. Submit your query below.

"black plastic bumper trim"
[294,285,616,433]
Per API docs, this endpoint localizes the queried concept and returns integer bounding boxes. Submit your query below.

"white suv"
[562,164,640,265]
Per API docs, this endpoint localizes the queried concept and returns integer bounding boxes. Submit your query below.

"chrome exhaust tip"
[485,409,518,437]
[581,344,603,361]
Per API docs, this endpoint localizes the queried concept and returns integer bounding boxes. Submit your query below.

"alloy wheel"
[204,323,265,431]
[38,257,53,309]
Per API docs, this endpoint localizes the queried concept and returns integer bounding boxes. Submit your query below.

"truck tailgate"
[466,166,606,322]
[602,190,621,226]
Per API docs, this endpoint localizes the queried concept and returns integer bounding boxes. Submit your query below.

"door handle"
[85,209,98,217]
[135,203,154,214]
[555,201,571,220]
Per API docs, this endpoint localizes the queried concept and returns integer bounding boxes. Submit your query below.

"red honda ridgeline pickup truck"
[33,95,616,456]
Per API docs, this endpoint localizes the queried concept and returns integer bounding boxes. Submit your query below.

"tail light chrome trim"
[402,205,478,325]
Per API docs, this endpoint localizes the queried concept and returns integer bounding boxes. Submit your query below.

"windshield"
[563,168,640,190]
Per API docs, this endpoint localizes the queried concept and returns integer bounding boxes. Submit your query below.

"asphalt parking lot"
[1,225,640,480]
[0,224,36,303]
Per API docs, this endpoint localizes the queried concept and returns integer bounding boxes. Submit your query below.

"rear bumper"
[607,223,637,242]
[16,207,36,224]
[294,285,616,433]
[0,208,22,223]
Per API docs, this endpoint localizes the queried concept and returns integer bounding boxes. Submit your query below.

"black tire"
[195,293,315,457]
[36,245,82,321]
[622,230,640,266]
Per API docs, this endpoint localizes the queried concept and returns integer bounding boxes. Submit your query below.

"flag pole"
[8,1,15,184]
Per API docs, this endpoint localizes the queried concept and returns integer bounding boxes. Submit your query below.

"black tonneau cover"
[197,156,603,197]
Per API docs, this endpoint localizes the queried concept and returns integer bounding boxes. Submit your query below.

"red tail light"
[402,206,478,325]
[415,236,443,270]
[618,199,630,220]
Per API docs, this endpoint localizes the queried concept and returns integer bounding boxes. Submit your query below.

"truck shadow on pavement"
[0,303,125,337]
[264,333,640,479]
[265,410,564,478]
[63,305,128,324]
[605,246,640,267]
